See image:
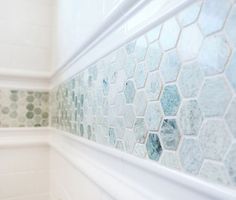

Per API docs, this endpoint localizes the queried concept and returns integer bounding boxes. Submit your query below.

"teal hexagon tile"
[225,99,236,138]
[134,118,148,144]
[198,77,232,117]
[160,50,181,83]
[134,62,148,89]
[159,18,180,51]
[179,100,203,136]
[198,0,231,35]
[179,138,203,175]
[126,40,136,55]
[133,143,147,158]
[199,120,231,161]
[124,56,136,78]
[160,151,181,170]
[178,24,203,62]
[160,119,180,150]
[144,102,163,131]
[160,85,181,116]
[124,129,136,153]
[199,161,230,186]
[226,52,236,92]
[124,80,136,103]
[146,133,162,161]
[178,62,204,98]
[146,25,162,43]
[225,5,236,47]
[146,41,162,71]
[145,71,162,100]
[225,144,236,185]
[134,36,148,62]
[108,127,116,146]
[177,2,201,27]
[124,105,135,128]
[134,91,147,116]
[198,35,231,76]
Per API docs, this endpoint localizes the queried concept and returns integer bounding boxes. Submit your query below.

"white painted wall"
[51,0,120,72]
[50,149,114,200]
[0,145,50,200]
[0,0,54,74]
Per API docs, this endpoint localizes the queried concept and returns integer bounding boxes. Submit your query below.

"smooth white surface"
[0,0,53,73]
[0,128,235,200]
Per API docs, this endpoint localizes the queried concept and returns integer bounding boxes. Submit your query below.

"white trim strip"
[1,127,234,200]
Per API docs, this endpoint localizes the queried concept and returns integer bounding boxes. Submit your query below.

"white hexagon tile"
[50,0,236,188]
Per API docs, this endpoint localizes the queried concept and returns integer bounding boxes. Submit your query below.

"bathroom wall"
[0,0,53,74]
[0,89,49,127]
[0,145,50,200]
[51,0,236,188]
[51,0,120,72]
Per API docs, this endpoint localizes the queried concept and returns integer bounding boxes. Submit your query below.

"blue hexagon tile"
[49,0,236,188]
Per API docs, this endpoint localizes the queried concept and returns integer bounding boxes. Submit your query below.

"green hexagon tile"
[0,89,49,127]
[50,0,236,188]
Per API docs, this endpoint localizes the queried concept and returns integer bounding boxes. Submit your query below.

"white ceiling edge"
[0,0,196,90]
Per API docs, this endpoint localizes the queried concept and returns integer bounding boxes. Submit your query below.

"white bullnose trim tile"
[49,128,236,200]
[1,127,235,200]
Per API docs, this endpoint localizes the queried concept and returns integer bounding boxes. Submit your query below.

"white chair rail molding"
[0,0,236,199]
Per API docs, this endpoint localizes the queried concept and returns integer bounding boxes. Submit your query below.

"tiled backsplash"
[0,0,235,189]
[0,89,49,127]
[50,0,236,187]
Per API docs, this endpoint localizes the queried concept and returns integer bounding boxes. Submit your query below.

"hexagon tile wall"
[50,0,236,188]
[0,89,49,127]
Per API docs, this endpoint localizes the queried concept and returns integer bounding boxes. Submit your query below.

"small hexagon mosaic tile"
[0,90,49,127]
[49,0,236,188]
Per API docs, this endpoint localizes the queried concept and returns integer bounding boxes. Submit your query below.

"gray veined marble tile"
[134,118,148,144]
[178,62,204,98]
[226,52,236,92]
[199,120,231,161]
[124,105,136,128]
[144,102,163,131]
[179,100,203,136]
[177,2,201,27]
[160,151,181,170]
[146,132,162,161]
[145,71,162,101]
[124,56,136,79]
[198,77,232,117]
[179,138,203,175]
[198,34,231,76]
[225,99,236,138]
[134,62,148,89]
[225,144,236,185]
[108,127,117,146]
[225,5,236,47]
[134,36,148,62]
[134,91,147,116]
[178,24,203,62]
[199,161,230,186]
[159,18,180,51]
[146,25,162,43]
[124,129,136,153]
[160,49,181,83]
[125,40,136,55]
[160,119,180,150]
[146,41,162,71]
[198,0,231,35]
[133,143,147,158]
